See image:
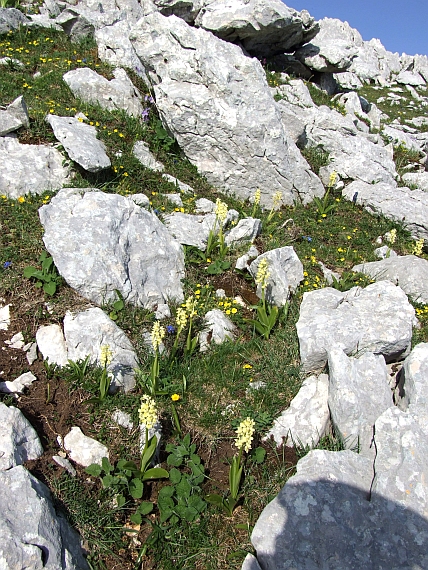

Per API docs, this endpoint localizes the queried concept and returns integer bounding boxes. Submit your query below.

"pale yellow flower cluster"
[388,229,397,244]
[215,198,228,222]
[255,257,270,290]
[235,417,255,453]
[138,395,158,429]
[328,171,337,188]
[176,307,188,330]
[253,188,261,207]
[151,321,165,351]
[412,238,424,257]
[185,295,197,318]
[99,344,113,367]
[272,191,283,208]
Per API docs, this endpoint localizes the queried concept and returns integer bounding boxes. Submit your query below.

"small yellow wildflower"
[138,395,158,429]
[272,191,283,208]
[242,364,252,369]
[185,295,197,317]
[235,417,255,453]
[412,238,424,256]
[328,171,337,187]
[255,257,270,290]
[231,307,237,314]
[176,307,187,330]
[99,344,113,367]
[171,394,180,401]
[215,198,228,222]
[17,196,25,203]
[388,229,397,244]
[151,321,165,352]
[253,188,261,206]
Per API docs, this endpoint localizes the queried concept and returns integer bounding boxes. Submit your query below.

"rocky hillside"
[1,1,428,569]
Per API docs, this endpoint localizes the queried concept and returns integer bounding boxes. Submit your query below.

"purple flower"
[141,108,150,122]
[166,325,176,334]
[3,261,11,268]
[145,95,155,104]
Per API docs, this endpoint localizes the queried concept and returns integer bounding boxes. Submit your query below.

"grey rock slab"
[294,17,360,72]
[52,455,77,476]
[402,171,428,191]
[396,69,426,86]
[353,255,428,304]
[133,140,164,171]
[0,7,29,34]
[161,193,183,207]
[39,188,185,308]
[399,342,428,413]
[225,217,261,247]
[5,331,24,349]
[162,173,194,193]
[64,307,138,393]
[163,211,216,250]
[112,409,134,430]
[235,245,259,270]
[0,371,37,394]
[61,426,109,467]
[63,67,144,118]
[0,303,10,330]
[296,281,416,373]
[194,0,319,58]
[26,341,38,365]
[46,114,110,172]
[373,406,428,518]
[0,403,43,471]
[241,553,262,570]
[374,245,398,259]
[249,247,303,306]
[343,180,428,241]
[250,448,428,570]
[0,95,29,135]
[0,465,90,569]
[382,124,423,154]
[327,348,392,458]
[130,12,324,207]
[266,374,329,448]
[0,135,70,199]
[36,323,68,366]
[199,309,235,352]
[274,79,314,108]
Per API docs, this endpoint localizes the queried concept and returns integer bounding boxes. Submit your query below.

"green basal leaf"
[143,467,169,481]
[23,266,38,278]
[116,494,126,508]
[205,494,224,506]
[253,446,266,464]
[102,474,114,488]
[158,485,175,498]
[130,512,142,525]
[169,468,182,485]
[137,501,153,515]
[85,463,102,477]
[102,457,113,473]
[130,478,143,499]
[43,281,56,296]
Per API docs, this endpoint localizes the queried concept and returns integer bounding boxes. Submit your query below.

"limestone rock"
[163,211,216,250]
[162,173,194,194]
[353,255,428,304]
[36,323,68,367]
[327,349,392,458]
[130,12,324,207]
[0,371,37,394]
[249,247,303,306]
[225,217,261,247]
[241,553,262,570]
[133,140,164,171]
[294,18,360,72]
[46,114,111,172]
[61,426,109,467]
[396,69,426,86]
[194,0,319,58]
[402,171,428,191]
[0,7,29,34]
[0,95,29,136]
[0,135,70,199]
[55,9,94,41]
[63,67,144,118]
[343,180,428,241]
[266,374,329,448]
[398,342,428,413]
[250,448,428,570]
[0,303,10,330]
[0,465,90,569]
[296,281,416,373]
[199,309,235,352]
[39,188,185,308]
[64,307,138,393]
[0,403,43,471]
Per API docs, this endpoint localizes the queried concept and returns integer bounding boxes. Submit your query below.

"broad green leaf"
[101,457,113,473]
[116,494,126,508]
[137,502,153,515]
[43,281,56,296]
[188,494,207,513]
[143,467,169,481]
[176,476,191,498]
[130,478,143,499]
[158,485,175,498]
[183,506,198,522]
[169,468,182,485]
[130,512,142,525]
[102,474,114,488]
[253,447,266,464]
[205,494,224,506]
[23,266,38,278]
[159,508,173,523]
[85,463,102,477]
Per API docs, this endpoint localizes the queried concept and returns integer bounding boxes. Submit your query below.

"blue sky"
[287,1,428,56]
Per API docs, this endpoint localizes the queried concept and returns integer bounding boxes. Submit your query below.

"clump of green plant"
[393,142,422,177]
[107,289,124,321]
[86,396,168,524]
[158,434,207,524]
[207,417,258,516]
[23,250,61,296]
[330,271,373,292]
[205,198,231,274]
[313,171,338,220]
[301,146,330,174]
[246,257,283,339]
[305,82,345,114]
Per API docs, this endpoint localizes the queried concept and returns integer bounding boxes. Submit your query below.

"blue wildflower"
[166,325,176,334]
[302,236,312,242]
[141,108,150,122]
[3,261,11,268]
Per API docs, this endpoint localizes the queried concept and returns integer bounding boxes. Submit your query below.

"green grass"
[2,24,428,570]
